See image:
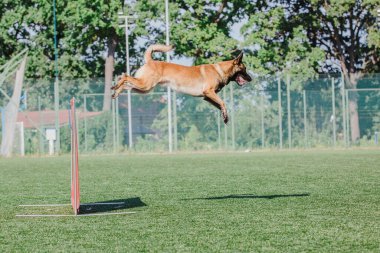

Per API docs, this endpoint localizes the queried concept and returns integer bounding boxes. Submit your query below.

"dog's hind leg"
[114,73,154,93]
[122,76,154,93]
[111,75,154,99]
[111,83,132,99]
[111,73,128,90]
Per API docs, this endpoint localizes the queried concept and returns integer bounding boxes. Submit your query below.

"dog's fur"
[111,44,252,123]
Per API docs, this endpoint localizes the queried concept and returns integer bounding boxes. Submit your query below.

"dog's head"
[230,52,252,86]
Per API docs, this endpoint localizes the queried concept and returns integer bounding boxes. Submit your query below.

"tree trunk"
[1,56,27,157]
[347,75,360,144]
[348,98,360,143]
[103,36,118,111]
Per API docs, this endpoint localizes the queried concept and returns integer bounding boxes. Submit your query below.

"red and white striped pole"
[70,98,80,215]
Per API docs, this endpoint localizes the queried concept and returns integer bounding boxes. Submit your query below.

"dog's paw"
[222,111,229,124]
[111,93,118,99]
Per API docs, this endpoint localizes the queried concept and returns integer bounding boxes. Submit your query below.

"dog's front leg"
[203,90,228,124]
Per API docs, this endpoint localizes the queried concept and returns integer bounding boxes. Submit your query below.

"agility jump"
[16,98,135,217]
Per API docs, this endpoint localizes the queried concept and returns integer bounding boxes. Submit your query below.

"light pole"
[118,11,135,149]
[165,0,173,153]
[53,0,60,154]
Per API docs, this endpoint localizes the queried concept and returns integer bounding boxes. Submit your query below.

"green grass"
[0,150,379,252]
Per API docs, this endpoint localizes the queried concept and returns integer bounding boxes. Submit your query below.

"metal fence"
[1,74,379,155]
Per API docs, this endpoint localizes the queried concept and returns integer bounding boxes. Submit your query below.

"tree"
[242,0,380,142]
[55,0,124,111]
[0,0,124,111]
[130,0,251,65]
[0,0,26,65]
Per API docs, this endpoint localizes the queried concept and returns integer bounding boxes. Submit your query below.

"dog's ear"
[233,52,243,65]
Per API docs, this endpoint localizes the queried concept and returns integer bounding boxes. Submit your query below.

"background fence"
[1,74,379,155]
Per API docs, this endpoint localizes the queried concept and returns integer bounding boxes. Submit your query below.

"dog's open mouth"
[236,73,250,86]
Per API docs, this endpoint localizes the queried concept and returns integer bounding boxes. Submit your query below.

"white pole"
[112,99,116,153]
[286,74,291,149]
[217,112,221,149]
[341,73,347,147]
[125,16,133,149]
[223,88,228,149]
[278,77,283,149]
[345,89,350,146]
[230,84,235,149]
[260,93,265,148]
[303,90,307,148]
[165,0,173,153]
[331,78,336,147]
[84,95,88,152]
[49,139,54,155]
[19,122,25,156]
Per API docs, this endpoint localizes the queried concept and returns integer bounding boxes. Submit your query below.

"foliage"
[242,0,379,86]
[1,0,379,148]
[80,111,122,152]
[242,7,325,83]
[131,0,251,66]
[1,0,378,81]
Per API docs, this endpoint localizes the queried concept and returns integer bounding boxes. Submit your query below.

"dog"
[111,44,252,123]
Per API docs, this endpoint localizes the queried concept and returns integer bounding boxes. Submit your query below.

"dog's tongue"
[236,74,247,85]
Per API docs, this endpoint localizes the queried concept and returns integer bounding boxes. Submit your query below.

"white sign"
[46,128,56,141]
[46,128,56,155]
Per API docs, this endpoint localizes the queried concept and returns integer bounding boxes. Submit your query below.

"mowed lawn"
[0,150,379,252]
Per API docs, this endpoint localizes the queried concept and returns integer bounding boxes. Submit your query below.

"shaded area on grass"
[79,197,146,214]
[182,193,310,201]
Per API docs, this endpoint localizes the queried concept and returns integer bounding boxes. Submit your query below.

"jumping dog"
[111,44,252,123]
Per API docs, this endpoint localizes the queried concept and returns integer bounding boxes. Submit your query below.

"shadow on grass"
[182,193,310,201]
[79,197,147,214]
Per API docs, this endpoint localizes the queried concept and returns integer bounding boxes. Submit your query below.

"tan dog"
[111,44,252,123]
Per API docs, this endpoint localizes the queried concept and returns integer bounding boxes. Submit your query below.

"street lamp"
[118,10,135,149]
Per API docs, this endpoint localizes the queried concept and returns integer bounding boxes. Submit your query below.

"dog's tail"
[144,44,174,63]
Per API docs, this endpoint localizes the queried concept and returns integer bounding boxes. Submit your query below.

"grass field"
[0,150,379,252]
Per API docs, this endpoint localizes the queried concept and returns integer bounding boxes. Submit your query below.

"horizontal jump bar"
[19,202,126,207]
[16,211,136,217]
